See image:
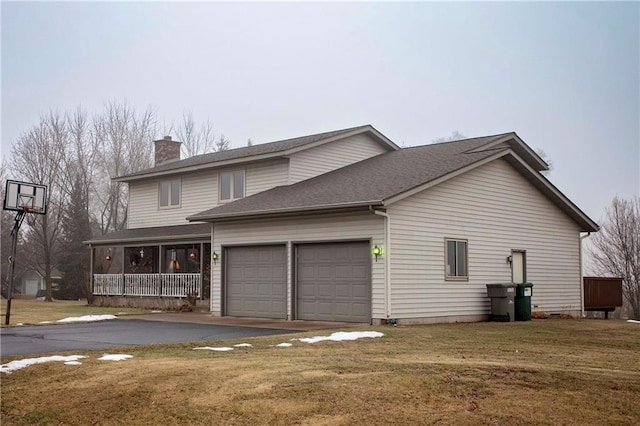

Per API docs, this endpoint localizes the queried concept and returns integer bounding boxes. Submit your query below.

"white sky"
[1,1,638,223]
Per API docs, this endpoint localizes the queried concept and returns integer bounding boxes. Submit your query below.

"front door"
[512,251,526,284]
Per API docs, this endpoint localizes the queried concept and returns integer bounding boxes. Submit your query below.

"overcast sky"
[1,1,638,224]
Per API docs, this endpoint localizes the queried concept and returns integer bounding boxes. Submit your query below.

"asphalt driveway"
[0,319,298,357]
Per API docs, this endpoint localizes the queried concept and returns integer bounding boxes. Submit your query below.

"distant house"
[86,125,598,324]
[18,269,62,297]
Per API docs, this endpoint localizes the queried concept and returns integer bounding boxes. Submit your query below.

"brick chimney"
[154,136,182,166]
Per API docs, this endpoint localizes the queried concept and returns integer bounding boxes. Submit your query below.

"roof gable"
[115,125,398,182]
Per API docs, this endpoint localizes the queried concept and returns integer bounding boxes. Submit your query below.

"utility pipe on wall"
[579,232,592,318]
[371,206,392,320]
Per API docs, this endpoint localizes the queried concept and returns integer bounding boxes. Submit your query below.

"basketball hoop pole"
[5,210,26,325]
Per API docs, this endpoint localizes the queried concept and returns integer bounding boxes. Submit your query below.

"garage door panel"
[226,245,287,319]
[296,241,371,323]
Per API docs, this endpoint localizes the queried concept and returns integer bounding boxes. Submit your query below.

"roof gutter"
[83,232,211,246]
[187,200,384,223]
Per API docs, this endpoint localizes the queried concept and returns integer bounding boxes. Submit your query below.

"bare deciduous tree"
[175,110,231,157]
[432,131,465,144]
[589,196,640,319]
[93,101,156,234]
[10,111,68,301]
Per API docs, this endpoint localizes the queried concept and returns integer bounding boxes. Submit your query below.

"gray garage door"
[296,241,371,323]
[225,245,287,319]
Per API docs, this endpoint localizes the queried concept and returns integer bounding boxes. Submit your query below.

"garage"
[225,245,287,318]
[296,241,371,323]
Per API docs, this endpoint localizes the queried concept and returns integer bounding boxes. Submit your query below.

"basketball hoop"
[3,179,48,325]
[21,205,43,214]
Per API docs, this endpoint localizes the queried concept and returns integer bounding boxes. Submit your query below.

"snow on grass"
[275,343,293,347]
[98,354,133,361]
[39,321,52,324]
[234,343,253,348]
[298,331,384,344]
[627,320,640,324]
[193,346,234,352]
[57,314,117,323]
[1,355,87,374]
[64,361,83,366]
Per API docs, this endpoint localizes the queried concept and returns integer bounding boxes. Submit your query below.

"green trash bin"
[515,283,533,321]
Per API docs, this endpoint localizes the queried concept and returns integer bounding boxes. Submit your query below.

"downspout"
[579,232,592,318]
[211,223,215,314]
[371,206,391,320]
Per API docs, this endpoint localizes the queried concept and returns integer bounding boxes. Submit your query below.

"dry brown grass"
[2,319,639,425]
[0,299,151,326]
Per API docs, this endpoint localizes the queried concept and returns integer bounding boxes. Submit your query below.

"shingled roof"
[187,133,511,220]
[84,223,210,245]
[115,124,397,182]
[187,132,598,232]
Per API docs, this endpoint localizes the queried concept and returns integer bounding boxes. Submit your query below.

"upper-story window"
[220,170,244,201]
[159,179,181,208]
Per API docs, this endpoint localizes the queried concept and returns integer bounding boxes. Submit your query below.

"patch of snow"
[39,321,52,324]
[1,355,87,374]
[151,310,163,313]
[298,331,384,344]
[16,323,23,326]
[98,354,133,361]
[64,361,83,366]
[193,347,234,352]
[627,320,640,324]
[234,343,253,348]
[57,314,117,323]
[275,343,293,347]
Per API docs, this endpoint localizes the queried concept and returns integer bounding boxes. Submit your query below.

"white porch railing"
[93,274,123,296]
[93,273,200,298]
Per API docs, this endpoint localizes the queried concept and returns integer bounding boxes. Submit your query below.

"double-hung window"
[159,179,181,208]
[445,239,468,279]
[220,170,244,201]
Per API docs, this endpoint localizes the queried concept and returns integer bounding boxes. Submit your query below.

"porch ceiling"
[84,223,211,246]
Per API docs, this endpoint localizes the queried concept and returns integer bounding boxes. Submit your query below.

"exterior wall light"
[212,252,219,265]
[372,245,383,262]
[506,255,513,264]
[105,249,112,262]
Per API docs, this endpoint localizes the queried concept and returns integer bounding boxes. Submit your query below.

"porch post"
[121,246,126,296]
[158,244,163,297]
[199,242,204,300]
[89,245,94,296]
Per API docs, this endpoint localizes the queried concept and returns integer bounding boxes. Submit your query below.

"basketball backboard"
[3,180,47,215]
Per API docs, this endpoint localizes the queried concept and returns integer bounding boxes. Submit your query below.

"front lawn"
[1,319,638,425]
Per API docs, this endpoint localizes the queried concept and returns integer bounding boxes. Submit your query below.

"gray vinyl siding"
[245,159,289,195]
[288,134,389,184]
[211,213,385,319]
[128,170,217,228]
[388,158,582,319]
[128,160,288,228]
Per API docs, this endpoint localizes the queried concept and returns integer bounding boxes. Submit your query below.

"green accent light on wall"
[372,245,383,262]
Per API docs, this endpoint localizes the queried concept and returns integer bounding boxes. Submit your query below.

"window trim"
[219,169,245,203]
[445,238,468,281]
[158,178,181,209]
